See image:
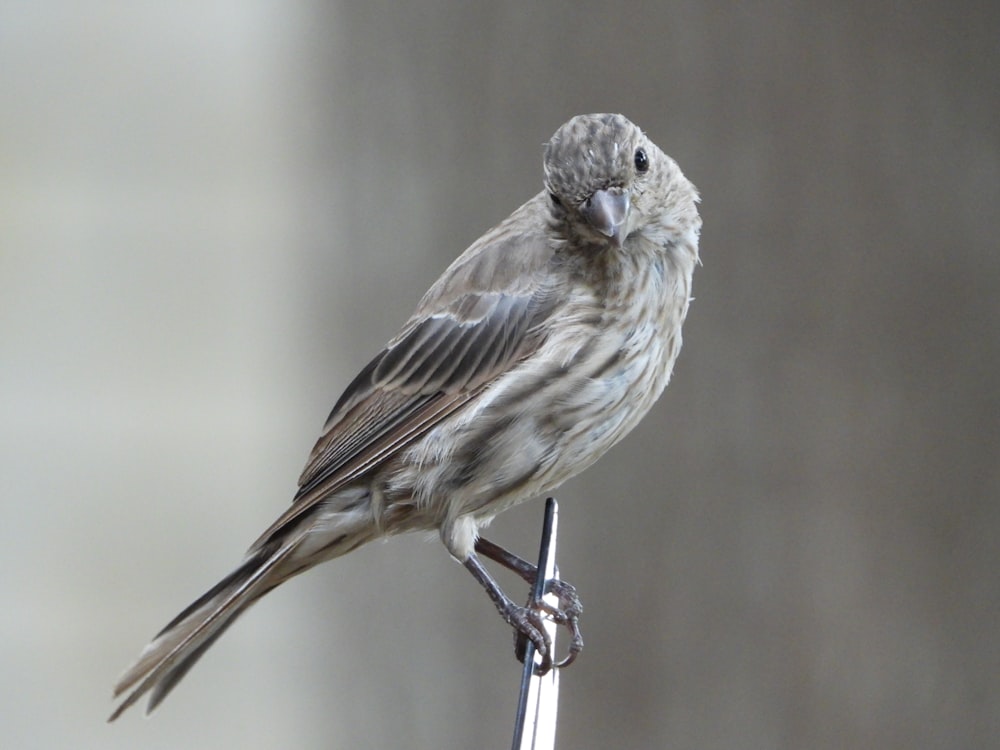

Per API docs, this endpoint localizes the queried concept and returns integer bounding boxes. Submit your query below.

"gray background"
[3,2,998,749]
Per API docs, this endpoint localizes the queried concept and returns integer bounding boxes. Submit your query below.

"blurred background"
[2,2,998,748]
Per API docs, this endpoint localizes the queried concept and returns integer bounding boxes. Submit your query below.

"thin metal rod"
[511,497,558,750]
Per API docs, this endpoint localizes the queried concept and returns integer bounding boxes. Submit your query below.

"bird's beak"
[581,187,630,247]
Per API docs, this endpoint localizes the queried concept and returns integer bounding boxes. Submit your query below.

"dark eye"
[634,147,649,173]
[549,191,563,208]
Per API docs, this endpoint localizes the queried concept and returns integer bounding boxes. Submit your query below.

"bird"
[109,113,701,721]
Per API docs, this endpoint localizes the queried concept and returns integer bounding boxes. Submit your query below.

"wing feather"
[250,196,559,549]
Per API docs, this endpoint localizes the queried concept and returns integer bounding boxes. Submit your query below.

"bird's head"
[543,113,699,251]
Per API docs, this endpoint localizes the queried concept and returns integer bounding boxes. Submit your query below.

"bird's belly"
[388,322,676,523]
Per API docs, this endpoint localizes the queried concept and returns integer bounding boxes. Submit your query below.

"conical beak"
[581,188,630,247]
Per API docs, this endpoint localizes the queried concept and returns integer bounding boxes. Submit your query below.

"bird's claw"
[542,578,584,668]
[507,604,553,673]
[514,578,584,673]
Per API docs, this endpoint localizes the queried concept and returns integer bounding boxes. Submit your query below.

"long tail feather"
[108,538,300,721]
[109,501,378,721]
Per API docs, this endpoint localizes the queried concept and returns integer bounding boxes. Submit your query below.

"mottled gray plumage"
[109,113,700,720]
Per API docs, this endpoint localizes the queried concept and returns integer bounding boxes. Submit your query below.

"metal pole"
[510,498,560,750]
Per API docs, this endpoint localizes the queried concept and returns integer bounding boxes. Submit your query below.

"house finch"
[109,113,701,720]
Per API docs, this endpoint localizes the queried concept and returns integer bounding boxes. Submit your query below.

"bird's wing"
[251,197,558,548]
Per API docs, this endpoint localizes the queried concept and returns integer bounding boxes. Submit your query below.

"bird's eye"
[549,192,563,208]
[634,147,649,173]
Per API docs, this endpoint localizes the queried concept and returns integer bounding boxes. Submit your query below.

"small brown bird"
[109,113,701,720]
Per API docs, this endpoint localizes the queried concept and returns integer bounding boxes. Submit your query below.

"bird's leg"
[463,552,553,673]
[475,537,584,668]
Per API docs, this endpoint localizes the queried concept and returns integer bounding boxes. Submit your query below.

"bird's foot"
[514,578,584,671]
[472,537,584,670]
[503,601,554,674]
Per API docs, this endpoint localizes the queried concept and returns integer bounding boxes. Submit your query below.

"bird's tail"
[109,507,375,721]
